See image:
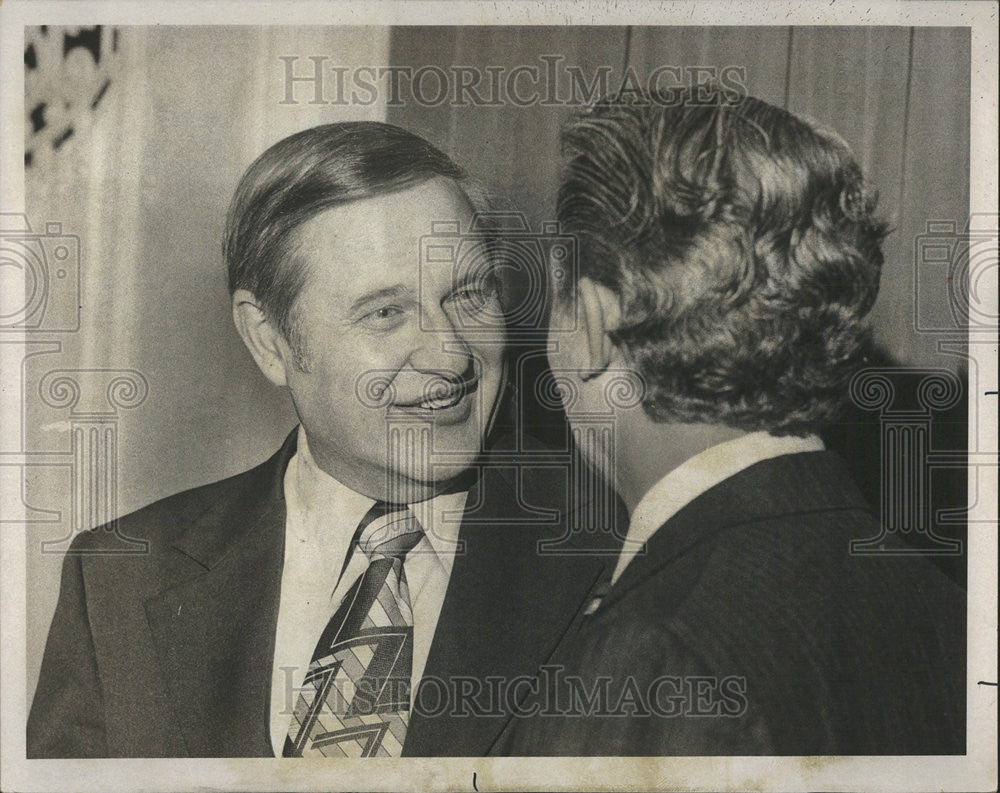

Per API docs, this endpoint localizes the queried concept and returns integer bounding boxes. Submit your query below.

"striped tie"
[284,503,424,757]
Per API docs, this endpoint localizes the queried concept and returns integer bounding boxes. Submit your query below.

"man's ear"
[232,289,292,387]
[577,277,623,378]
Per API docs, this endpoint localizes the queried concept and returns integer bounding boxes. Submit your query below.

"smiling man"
[27,122,619,758]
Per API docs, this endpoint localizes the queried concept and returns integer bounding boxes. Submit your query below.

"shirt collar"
[612,431,825,585]
[287,426,466,574]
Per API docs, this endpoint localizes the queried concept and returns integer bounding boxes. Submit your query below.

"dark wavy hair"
[557,87,889,435]
[224,121,485,361]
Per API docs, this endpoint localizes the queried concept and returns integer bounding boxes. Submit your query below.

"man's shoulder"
[580,461,965,753]
[68,431,296,556]
[482,429,605,500]
[481,430,625,553]
[693,505,963,617]
[606,451,963,626]
[591,449,965,680]
[479,430,555,504]
[482,429,561,459]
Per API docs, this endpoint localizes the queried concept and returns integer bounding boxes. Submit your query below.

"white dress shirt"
[612,431,825,585]
[268,426,466,756]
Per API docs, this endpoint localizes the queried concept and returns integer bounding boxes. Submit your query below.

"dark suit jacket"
[497,451,966,756]
[28,430,621,757]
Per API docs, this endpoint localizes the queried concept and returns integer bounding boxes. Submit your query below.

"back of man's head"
[558,85,888,435]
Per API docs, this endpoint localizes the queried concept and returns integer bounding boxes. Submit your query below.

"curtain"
[21,24,390,701]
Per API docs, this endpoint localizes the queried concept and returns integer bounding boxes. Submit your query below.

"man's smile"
[389,374,480,418]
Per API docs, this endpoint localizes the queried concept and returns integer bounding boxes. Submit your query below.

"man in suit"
[498,88,966,755]
[28,122,618,758]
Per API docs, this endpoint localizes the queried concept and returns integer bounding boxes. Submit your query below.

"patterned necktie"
[284,502,424,757]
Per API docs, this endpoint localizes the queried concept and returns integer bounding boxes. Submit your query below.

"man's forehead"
[292,181,489,305]
[296,180,472,261]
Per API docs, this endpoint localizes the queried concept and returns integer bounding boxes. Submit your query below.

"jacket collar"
[600,450,871,614]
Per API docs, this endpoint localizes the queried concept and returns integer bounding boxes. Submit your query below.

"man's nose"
[406,304,473,375]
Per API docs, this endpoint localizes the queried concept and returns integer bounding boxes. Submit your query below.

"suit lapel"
[144,432,296,757]
[403,455,620,756]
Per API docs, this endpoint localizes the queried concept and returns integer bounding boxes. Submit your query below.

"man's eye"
[451,284,500,312]
[456,289,487,307]
[358,305,406,327]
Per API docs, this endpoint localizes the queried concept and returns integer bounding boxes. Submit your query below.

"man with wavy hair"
[499,88,965,755]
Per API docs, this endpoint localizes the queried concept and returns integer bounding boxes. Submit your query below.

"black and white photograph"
[0,2,996,792]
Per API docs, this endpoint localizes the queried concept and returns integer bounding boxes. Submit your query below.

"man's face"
[283,177,506,502]
[546,285,619,491]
